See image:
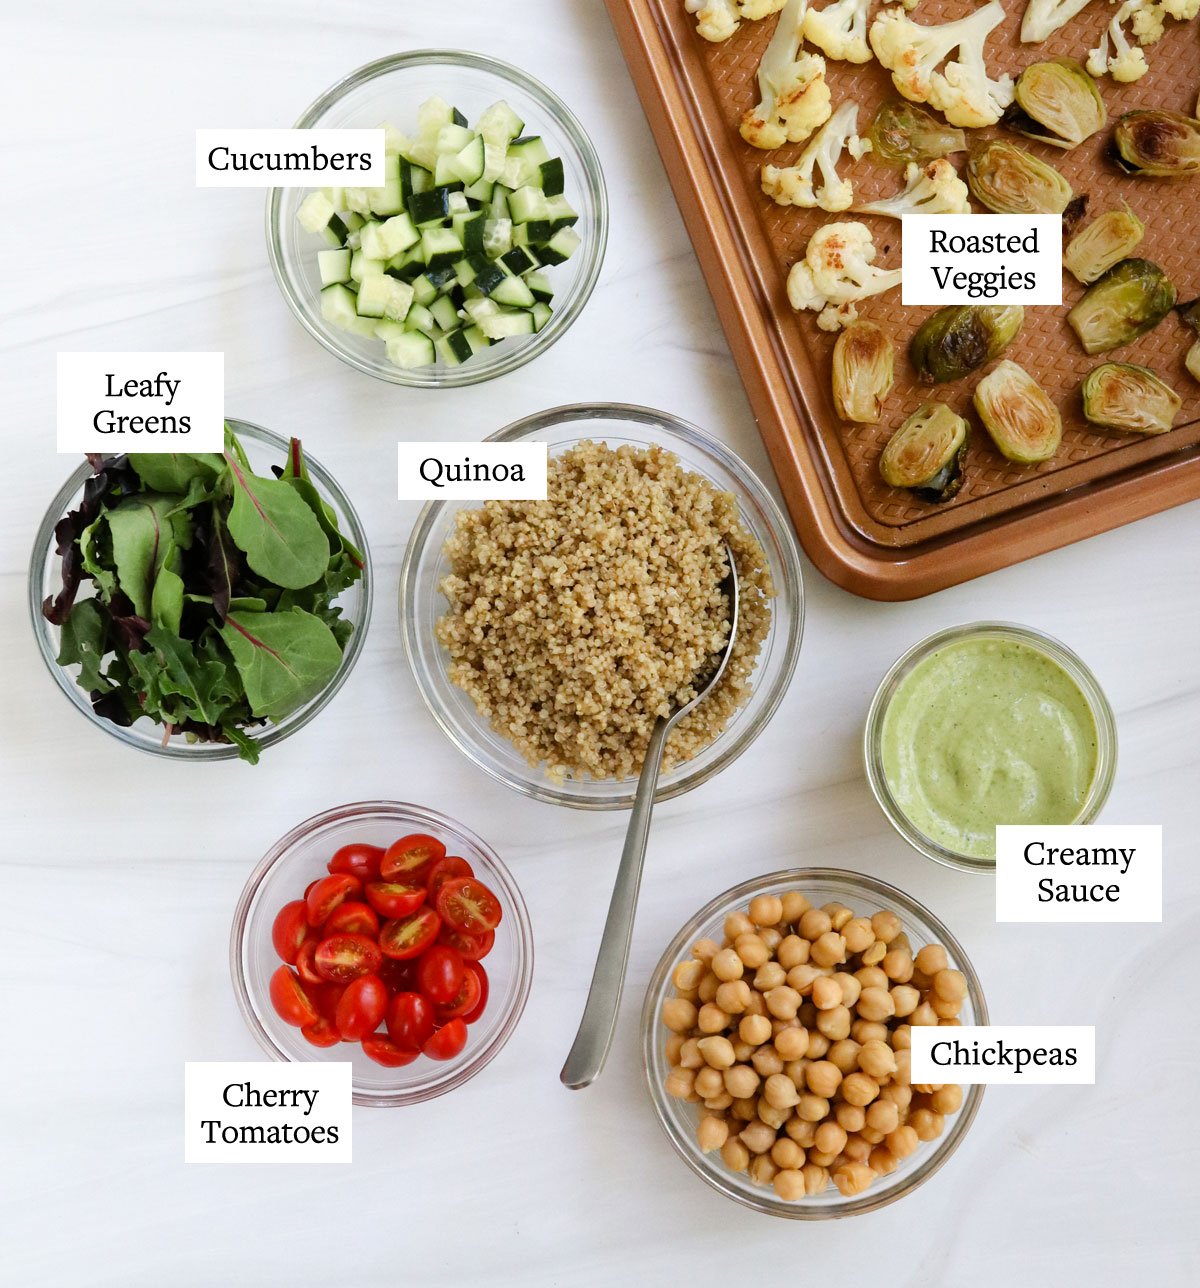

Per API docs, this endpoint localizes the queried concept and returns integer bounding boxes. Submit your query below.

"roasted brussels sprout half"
[1187,341,1200,385]
[1063,206,1145,284]
[1081,363,1181,435]
[967,141,1074,214]
[1177,299,1200,385]
[973,361,1062,464]
[832,321,894,423]
[1004,59,1106,150]
[909,305,1024,384]
[869,100,967,166]
[879,402,969,502]
[1111,111,1200,178]
[1067,258,1176,355]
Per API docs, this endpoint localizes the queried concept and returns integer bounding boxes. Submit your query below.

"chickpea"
[757,1098,792,1130]
[893,1049,912,1083]
[886,1125,919,1158]
[751,1045,785,1077]
[796,1093,830,1122]
[835,1102,866,1133]
[799,908,832,940]
[734,933,770,970]
[806,1032,831,1059]
[724,1063,760,1099]
[880,1083,912,1112]
[892,931,911,953]
[814,1120,847,1155]
[860,1126,885,1146]
[765,986,801,1020]
[694,1066,724,1099]
[671,958,703,992]
[691,937,720,964]
[740,1119,777,1154]
[738,1013,772,1047]
[911,1108,945,1142]
[711,947,744,982]
[811,976,842,1011]
[749,894,783,927]
[783,1059,809,1088]
[931,1084,963,1115]
[704,1092,733,1111]
[753,961,786,992]
[771,1136,805,1170]
[797,1001,818,1029]
[665,1034,685,1065]
[781,891,811,923]
[842,917,875,954]
[721,1137,751,1173]
[932,994,963,1020]
[773,1168,806,1201]
[777,934,810,969]
[825,903,854,931]
[939,1017,962,1028]
[842,1134,872,1163]
[804,1059,842,1098]
[801,1163,830,1195]
[833,1162,874,1197]
[697,1003,730,1034]
[696,1115,729,1153]
[915,943,948,976]
[748,1154,779,1186]
[910,1001,939,1027]
[910,967,933,993]
[759,927,783,953]
[810,931,847,968]
[866,1098,900,1135]
[665,1067,695,1099]
[697,972,720,1004]
[774,1026,809,1061]
[892,1025,912,1052]
[852,1020,889,1046]
[698,1035,736,1069]
[715,980,752,1015]
[869,1146,899,1176]
[678,1037,703,1069]
[724,911,754,941]
[870,910,902,943]
[834,973,862,1007]
[732,1096,758,1121]
[934,968,968,1003]
[661,998,697,1033]
[827,1039,862,1075]
[890,984,920,1018]
[854,965,889,991]
[764,1073,801,1110]
[861,940,887,966]
[732,1040,754,1062]
[882,948,914,983]
[815,1004,851,1042]
[856,986,895,1023]
[841,1072,880,1107]
[858,1039,897,1080]
[743,988,767,1018]
[785,1116,817,1147]
[787,964,823,995]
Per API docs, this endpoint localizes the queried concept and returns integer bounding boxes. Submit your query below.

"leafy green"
[105,494,186,618]
[224,451,330,589]
[56,599,111,694]
[128,453,223,493]
[219,608,344,721]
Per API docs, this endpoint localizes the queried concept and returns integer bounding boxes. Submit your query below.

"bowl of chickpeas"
[643,869,987,1218]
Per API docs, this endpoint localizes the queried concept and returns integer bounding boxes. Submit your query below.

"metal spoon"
[561,544,741,1090]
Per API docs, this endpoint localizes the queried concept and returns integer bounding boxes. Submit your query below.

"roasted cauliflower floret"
[786,221,902,330]
[761,101,870,210]
[1086,0,1197,82]
[684,0,788,41]
[803,0,874,62]
[852,157,970,218]
[740,0,833,149]
[1021,0,1096,42]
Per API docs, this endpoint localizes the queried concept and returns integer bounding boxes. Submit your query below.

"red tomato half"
[314,933,382,984]
[437,925,495,961]
[295,939,324,987]
[380,833,446,885]
[462,962,489,1024]
[378,908,441,960]
[422,1019,468,1061]
[313,983,344,1023]
[426,856,474,900]
[436,963,481,1020]
[306,874,361,929]
[323,900,380,938]
[386,991,436,1052]
[301,1018,341,1048]
[436,877,502,934]
[378,956,418,994]
[327,842,384,882]
[271,900,311,964]
[365,881,426,919]
[416,945,464,1005]
[362,1036,420,1068]
[335,974,389,1042]
[269,966,318,1028]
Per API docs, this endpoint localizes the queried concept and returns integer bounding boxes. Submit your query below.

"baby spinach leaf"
[56,599,112,694]
[224,452,329,590]
[151,564,185,636]
[218,607,343,722]
[281,437,365,570]
[105,494,180,618]
[128,453,224,494]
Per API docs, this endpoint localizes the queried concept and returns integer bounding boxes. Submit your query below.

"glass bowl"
[643,868,988,1218]
[230,800,533,1107]
[864,622,1118,875]
[399,403,805,810]
[29,418,372,761]
[267,50,608,388]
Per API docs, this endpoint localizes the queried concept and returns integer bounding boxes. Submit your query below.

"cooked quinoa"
[435,441,773,782]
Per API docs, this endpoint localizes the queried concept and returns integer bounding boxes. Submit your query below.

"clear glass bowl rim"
[265,48,609,389]
[398,401,806,810]
[28,418,374,761]
[641,866,989,1219]
[229,799,534,1107]
[863,621,1118,874]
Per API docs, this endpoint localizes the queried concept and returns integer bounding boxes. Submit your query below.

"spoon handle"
[560,715,673,1090]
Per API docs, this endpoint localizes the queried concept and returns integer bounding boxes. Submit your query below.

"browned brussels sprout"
[1177,299,1200,385]
[879,402,969,502]
[1063,206,1144,284]
[973,361,1062,464]
[1081,363,1181,435]
[909,305,1024,384]
[1111,110,1200,178]
[1004,59,1106,150]
[967,140,1074,214]
[1067,258,1175,355]
[869,100,967,166]
[832,321,894,423]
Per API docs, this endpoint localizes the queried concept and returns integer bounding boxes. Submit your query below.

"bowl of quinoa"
[399,404,805,809]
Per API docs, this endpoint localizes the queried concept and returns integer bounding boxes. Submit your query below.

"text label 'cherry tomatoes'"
[380,833,446,886]
[378,908,441,960]
[436,877,503,935]
[313,933,382,984]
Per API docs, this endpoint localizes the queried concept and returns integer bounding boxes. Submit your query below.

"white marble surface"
[3,2,1198,1284]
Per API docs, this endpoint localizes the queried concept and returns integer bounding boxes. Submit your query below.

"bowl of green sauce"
[864,623,1117,874]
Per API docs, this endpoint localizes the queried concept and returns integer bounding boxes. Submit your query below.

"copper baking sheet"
[606,0,1200,599]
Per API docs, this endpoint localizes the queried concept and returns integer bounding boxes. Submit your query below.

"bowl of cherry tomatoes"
[231,800,533,1106]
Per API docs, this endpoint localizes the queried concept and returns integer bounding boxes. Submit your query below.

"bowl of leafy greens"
[31,420,371,763]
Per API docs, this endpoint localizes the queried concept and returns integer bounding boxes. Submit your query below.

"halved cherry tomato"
[380,833,446,885]
[312,983,344,1023]
[365,881,426,919]
[314,933,382,984]
[386,991,436,1052]
[301,1017,341,1048]
[295,938,324,987]
[422,1019,468,1061]
[271,900,311,964]
[306,874,361,929]
[335,974,389,1042]
[323,900,380,937]
[461,962,489,1024]
[378,956,418,994]
[436,962,482,1020]
[417,944,464,1004]
[426,855,474,900]
[436,877,502,934]
[304,878,320,899]
[378,908,440,960]
[362,1036,420,1068]
[437,925,495,961]
[269,966,319,1028]
[327,841,384,882]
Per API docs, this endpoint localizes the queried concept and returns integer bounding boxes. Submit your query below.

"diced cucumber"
[436,328,474,366]
[488,186,511,222]
[537,157,565,197]
[386,332,437,369]
[531,301,553,332]
[428,295,460,332]
[317,248,352,286]
[479,308,536,341]
[405,304,439,338]
[514,219,553,247]
[386,245,427,282]
[452,211,486,256]
[478,101,525,145]
[525,270,555,302]
[483,218,513,258]
[490,272,535,309]
[501,246,539,276]
[509,184,551,225]
[356,276,413,322]
[463,324,492,355]
[463,176,495,202]
[450,136,485,185]
[320,283,359,329]
[350,249,386,283]
[446,190,470,218]
[409,187,452,226]
[538,226,581,265]
[420,227,463,268]
[436,123,474,155]
[423,263,458,291]
[544,195,579,230]
[508,136,552,168]
[298,191,336,234]
[374,320,408,342]
[361,212,420,259]
[410,273,439,307]
[400,159,432,201]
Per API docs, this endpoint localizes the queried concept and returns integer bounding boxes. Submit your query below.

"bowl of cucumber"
[268,50,608,388]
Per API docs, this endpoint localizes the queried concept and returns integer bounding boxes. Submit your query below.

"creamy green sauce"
[880,636,1099,859]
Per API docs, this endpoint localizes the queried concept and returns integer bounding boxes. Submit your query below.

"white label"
[996,825,1162,923]
[184,1061,352,1164]
[910,1026,1095,1085]
[195,129,385,187]
[901,214,1063,306]
[398,441,549,500]
[57,352,224,454]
